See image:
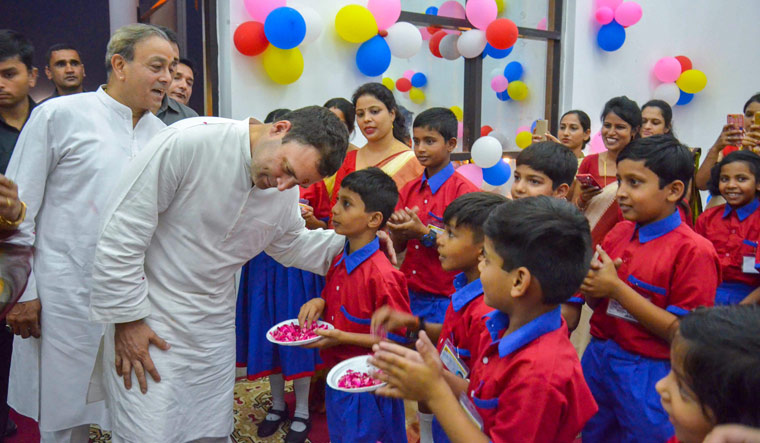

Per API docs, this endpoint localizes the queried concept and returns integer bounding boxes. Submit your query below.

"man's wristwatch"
[420,229,437,248]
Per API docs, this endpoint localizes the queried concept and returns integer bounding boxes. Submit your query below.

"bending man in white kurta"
[4,24,174,442]
[89,106,349,442]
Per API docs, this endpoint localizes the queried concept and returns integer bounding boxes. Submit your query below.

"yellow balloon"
[382,77,395,91]
[262,46,304,85]
[335,5,378,43]
[676,69,707,94]
[410,87,426,104]
[495,0,506,15]
[515,131,532,149]
[507,80,528,101]
[450,105,463,121]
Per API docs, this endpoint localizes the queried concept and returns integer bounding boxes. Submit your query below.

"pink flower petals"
[337,369,382,389]
[270,322,328,342]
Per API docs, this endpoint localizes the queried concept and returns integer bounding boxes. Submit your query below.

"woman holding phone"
[532,110,592,159]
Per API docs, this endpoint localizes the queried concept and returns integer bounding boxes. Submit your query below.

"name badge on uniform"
[606,299,638,323]
[743,256,759,274]
[440,339,469,378]
[460,393,484,431]
[428,224,445,236]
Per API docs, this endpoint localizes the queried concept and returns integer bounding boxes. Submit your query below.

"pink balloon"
[490,75,509,93]
[368,0,401,31]
[516,125,530,135]
[596,0,623,10]
[653,57,682,83]
[457,121,464,138]
[403,69,415,80]
[456,163,483,188]
[588,131,607,154]
[594,7,614,25]
[615,2,642,27]
[243,0,286,22]
[536,17,548,30]
[465,0,498,30]
[438,1,466,19]
[419,27,432,41]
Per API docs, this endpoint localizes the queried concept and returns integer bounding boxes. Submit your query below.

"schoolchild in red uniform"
[580,135,720,442]
[370,196,598,443]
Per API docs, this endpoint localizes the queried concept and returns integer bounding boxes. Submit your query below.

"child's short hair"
[340,167,398,229]
[413,107,458,141]
[516,141,577,189]
[707,150,760,196]
[617,134,694,199]
[678,305,760,427]
[484,196,591,304]
[442,192,507,242]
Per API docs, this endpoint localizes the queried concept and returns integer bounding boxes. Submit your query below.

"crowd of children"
[237,83,760,443]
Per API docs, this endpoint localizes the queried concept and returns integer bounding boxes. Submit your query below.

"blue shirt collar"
[451,273,484,312]
[484,307,562,358]
[420,163,455,195]
[635,209,681,244]
[723,198,760,222]
[335,237,380,274]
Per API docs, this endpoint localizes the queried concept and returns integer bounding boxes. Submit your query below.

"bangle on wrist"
[0,201,26,228]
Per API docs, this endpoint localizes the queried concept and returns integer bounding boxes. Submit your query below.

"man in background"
[154,26,198,124]
[168,57,194,106]
[41,43,85,102]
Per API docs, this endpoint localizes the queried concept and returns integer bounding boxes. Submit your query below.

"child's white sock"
[267,373,286,420]
[291,376,311,432]
[419,412,434,443]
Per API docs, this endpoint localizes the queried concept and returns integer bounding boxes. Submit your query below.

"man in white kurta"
[4,24,175,442]
[89,108,349,442]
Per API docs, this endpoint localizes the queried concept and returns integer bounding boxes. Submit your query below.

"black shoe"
[4,418,17,437]
[285,416,311,443]
[256,404,289,438]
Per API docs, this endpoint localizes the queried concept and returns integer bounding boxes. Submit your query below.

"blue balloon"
[676,90,694,106]
[356,36,391,77]
[530,120,537,133]
[483,43,512,59]
[496,90,510,101]
[483,160,511,186]
[425,6,438,15]
[596,20,626,52]
[411,72,427,88]
[264,7,306,50]
[503,61,523,82]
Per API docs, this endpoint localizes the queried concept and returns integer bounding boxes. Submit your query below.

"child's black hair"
[0,29,34,71]
[516,141,577,189]
[561,110,591,149]
[413,107,458,142]
[617,134,694,200]
[678,305,760,427]
[324,97,355,135]
[484,196,591,304]
[264,108,291,124]
[601,95,642,136]
[642,99,674,134]
[352,82,407,144]
[340,167,398,229]
[707,150,760,197]
[442,192,507,242]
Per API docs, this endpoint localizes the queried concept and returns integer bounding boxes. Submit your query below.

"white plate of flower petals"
[327,355,386,393]
[266,319,334,346]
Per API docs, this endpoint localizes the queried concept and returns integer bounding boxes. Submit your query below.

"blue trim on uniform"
[409,289,450,323]
[421,162,455,194]
[454,346,471,358]
[387,332,410,344]
[635,210,681,244]
[723,198,760,221]
[340,306,371,325]
[665,305,689,316]
[484,307,562,358]
[743,239,758,248]
[484,309,509,342]
[566,296,584,304]
[335,237,380,275]
[627,275,667,296]
[472,395,499,409]
[451,274,484,312]
[715,281,755,305]
[428,211,444,222]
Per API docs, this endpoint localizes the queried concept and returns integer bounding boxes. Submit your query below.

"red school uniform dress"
[581,209,720,443]
[463,307,597,443]
[320,237,410,443]
[696,198,760,305]
[397,163,479,323]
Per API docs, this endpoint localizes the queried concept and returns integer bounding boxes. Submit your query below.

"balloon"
[457,121,464,138]
[485,18,519,50]
[588,131,606,154]
[614,2,642,27]
[264,7,306,50]
[481,125,494,136]
[489,130,509,149]
[368,0,401,31]
[491,75,509,93]
[465,0,498,30]
[244,0,286,23]
[396,77,412,92]
[450,106,463,121]
[597,20,625,51]
[471,135,502,167]
[425,6,438,15]
[356,35,391,77]
[537,17,548,31]
[507,80,528,101]
[483,43,512,59]
[676,90,694,106]
[385,22,422,59]
[409,87,426,104]
[293,5,323,45]
[503,61,523,82]
[439,34,461,60]
[653,57,682,83]
[456,163,483,188]
[262,46,303,84]
[438,1,466,19]
[403,69,415,80]
[411,72,427,87]
[419,27,432,41]
[676,69,707,94]
[495,0,505,15]
[483,159,511,186]
[595,6,614,25]
[335,5,377,43]
[496,90,510,101]
[596,0,623,10]
[675,55,692,73]
[233,21,269,56]
[429,30,447,58]
[531,120,537,132]
[515,131,532,148]
[652,83,680,106]
[457,29,487,58]
[516,126,530,134]
[382,77,395,90]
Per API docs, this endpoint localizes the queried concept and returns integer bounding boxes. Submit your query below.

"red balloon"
[396,77,412,92]
[429,30,447,58]
[675,55,692,73]
[426,25,441,34]
[485,18,519,50]
[233,21,268,56]
[481,125,493,136]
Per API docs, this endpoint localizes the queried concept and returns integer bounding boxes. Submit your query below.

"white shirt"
[5,87,165,431]
[89,117,344,442]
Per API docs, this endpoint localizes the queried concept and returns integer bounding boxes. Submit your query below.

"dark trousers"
[0,322,12,441]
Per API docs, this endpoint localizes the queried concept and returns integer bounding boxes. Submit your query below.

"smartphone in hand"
[576,173,602,189]
[534,119,548,141]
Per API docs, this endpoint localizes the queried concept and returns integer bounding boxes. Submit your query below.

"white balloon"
[385,22,422,59]
[457,29,487,58]
[652,82,680,107]
[293,5,323,45]
[439,34,460,60]
[471,136,503,168]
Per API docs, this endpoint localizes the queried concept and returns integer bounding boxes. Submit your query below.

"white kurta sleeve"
[89,128,184,323]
